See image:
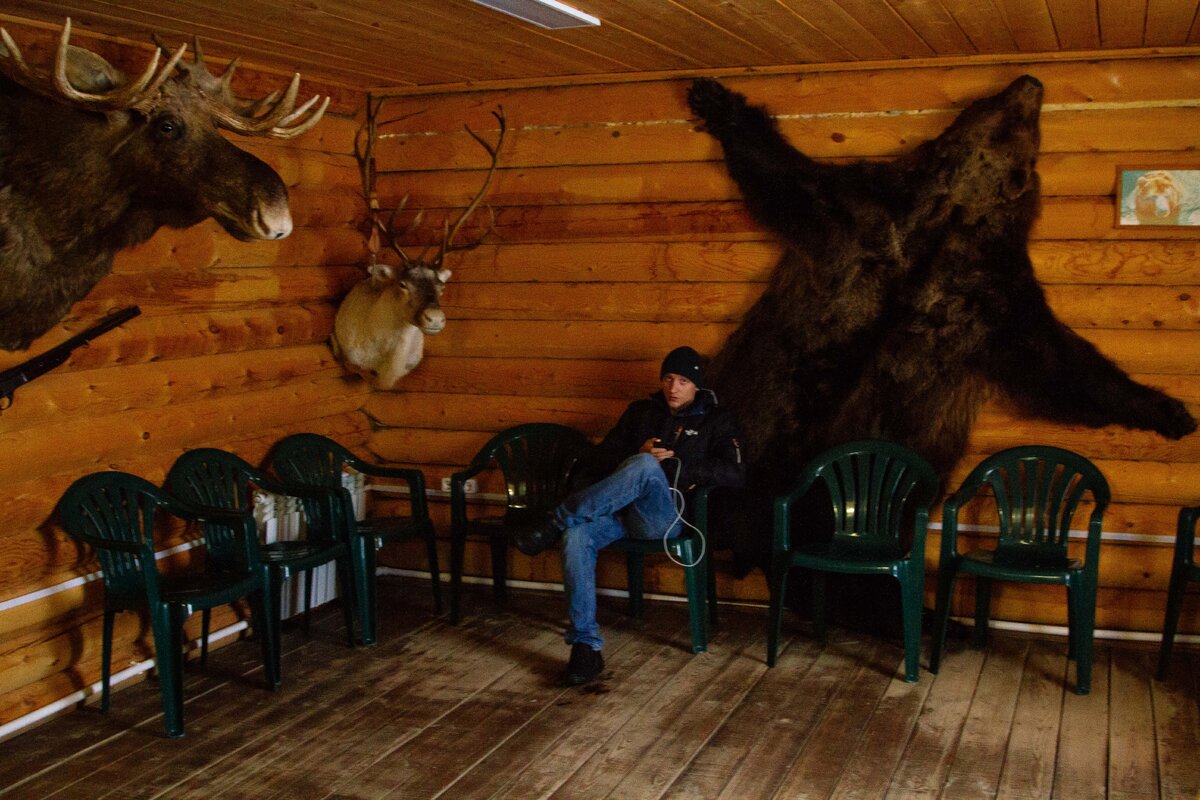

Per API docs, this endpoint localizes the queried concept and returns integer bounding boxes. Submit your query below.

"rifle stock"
[0,306,141,412]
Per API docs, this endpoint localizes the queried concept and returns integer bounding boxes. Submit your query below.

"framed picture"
[1116,167,1200,227]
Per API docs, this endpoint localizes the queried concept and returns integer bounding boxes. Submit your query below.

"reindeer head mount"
[367,261,449,335]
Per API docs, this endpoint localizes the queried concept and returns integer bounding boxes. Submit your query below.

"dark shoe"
[563,643,604,686]
[513,517,563,556]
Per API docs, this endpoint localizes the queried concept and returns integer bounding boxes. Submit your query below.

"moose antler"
[152,31,328,139]
[205,73,329,138]
[1,18,185,111]
[1,19,327,137]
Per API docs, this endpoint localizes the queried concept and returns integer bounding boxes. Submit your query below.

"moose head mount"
[0,19,329,351]
[331,105,506,389]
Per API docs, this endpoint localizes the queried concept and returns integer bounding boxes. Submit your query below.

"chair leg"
[303,568,314,636]
[100,607,115,713]
[1068,580,1097,696]
[450,529,465,624]
[150,605,184,738]
[899,571,923,683]
[811,570,828,644]
[199,608,211,668]
[767,558,788,667]
[267,569,285,683]
[929,561,958,674]
[424,523,443,614]
[354,538,378,646]
[337,557,357,647]
[490,535,509,608]
[626,551,645,620]
[973,576,992,648]
[679,539,707,653]
[1158,560,1189,680]
[251,588,281,690]
[706,547,719,627]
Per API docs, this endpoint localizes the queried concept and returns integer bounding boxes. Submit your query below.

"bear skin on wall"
[687,75,1195,498]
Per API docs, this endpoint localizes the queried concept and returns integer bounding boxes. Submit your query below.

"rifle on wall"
[0,306,141,412]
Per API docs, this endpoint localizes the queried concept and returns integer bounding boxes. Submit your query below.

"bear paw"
[687,77,745,134]
[1152,397,1198,440]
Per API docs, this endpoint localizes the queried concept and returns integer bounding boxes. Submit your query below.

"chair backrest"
[269,433,355,530]
[58,471,164,602]
[954,445,1111,561]
[778,440,939,555]
[271,433,351,489]
[166,448,261,562]
[470,423,592,514]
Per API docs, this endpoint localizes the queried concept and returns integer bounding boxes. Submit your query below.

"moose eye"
[152,115,184,141]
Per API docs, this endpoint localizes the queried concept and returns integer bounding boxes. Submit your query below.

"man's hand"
[641,437,675,462]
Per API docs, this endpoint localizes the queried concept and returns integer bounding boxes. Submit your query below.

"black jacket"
[581,389,746,491]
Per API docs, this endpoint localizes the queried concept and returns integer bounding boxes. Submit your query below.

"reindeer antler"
[432,106,507,269]
[355,103,506,272]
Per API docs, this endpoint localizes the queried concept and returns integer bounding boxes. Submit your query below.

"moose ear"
[436,269,452,284]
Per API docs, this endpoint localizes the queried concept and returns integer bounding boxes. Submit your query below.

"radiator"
[252,471,366,619]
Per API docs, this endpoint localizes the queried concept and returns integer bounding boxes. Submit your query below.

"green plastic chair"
[768,440,939,682]
[608,525,710,653]
[269,434,440,645]
[692,485,722,628]
[58,471,277,738]
[449,423,592,623]
[930,445,1110,695]
[1157,504,1200,680]
[166,448,357,680]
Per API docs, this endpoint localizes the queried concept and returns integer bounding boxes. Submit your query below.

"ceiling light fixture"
[469,0,600,29]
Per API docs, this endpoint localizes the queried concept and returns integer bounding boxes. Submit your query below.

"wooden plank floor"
[2,576,1198,800]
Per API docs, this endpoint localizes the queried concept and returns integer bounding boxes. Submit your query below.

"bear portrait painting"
[687,75,1196,501]
[1120,168,1200,226]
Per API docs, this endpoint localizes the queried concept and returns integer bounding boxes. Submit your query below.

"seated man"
[515,346,746,685]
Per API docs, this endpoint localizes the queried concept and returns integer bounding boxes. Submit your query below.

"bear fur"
[687,75,1198,629]
[687,75,1195,501]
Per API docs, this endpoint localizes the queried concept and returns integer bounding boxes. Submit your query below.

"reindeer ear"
[369,263,394,285]
[436,269,452,284]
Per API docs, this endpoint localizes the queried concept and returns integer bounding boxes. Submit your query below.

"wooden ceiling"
[3,0,1199,91]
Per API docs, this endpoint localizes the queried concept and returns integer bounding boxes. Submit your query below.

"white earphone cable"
[659,455,705,568]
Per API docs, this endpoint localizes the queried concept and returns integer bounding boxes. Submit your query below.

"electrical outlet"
[441,477,479,493]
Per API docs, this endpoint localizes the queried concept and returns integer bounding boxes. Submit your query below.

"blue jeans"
[556,453,681,651]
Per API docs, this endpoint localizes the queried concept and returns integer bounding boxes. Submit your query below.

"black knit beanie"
[660,346,704,389]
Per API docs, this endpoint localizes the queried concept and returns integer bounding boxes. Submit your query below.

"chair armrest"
[939,468,990,556]
[449,464,488,529]
[692,486,713,534]
[66,530,145,556]
[256,477,348,542]
[1178,506,1200,565]
[160,495,263,568]
[939,493,966,560]
[254,473,340,504]
[771,471,822,552]
[345,454,427,487]
[350,462,430,520]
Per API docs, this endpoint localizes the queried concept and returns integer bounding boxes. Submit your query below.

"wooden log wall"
[0,18,370,731]
[367,53,1200,637]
